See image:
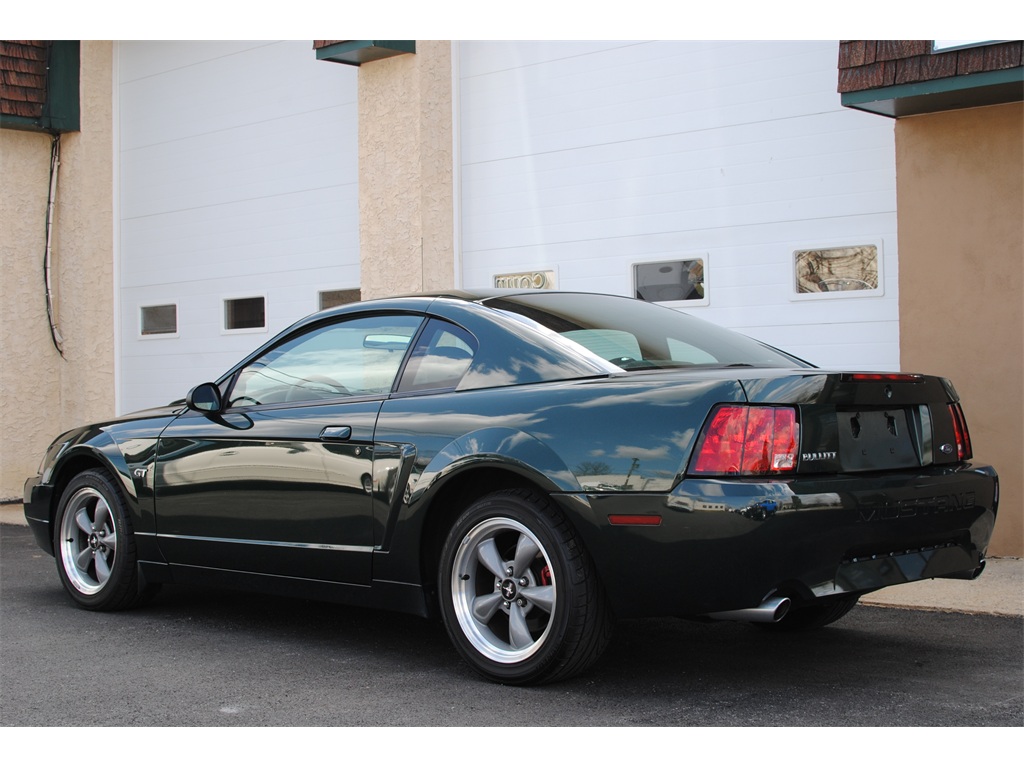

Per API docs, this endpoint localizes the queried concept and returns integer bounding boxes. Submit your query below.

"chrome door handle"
[320,426,352,441]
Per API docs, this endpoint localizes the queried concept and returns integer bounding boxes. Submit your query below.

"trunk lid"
[737,370,968,473]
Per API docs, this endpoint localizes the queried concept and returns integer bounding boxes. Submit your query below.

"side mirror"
[186,382,223,414]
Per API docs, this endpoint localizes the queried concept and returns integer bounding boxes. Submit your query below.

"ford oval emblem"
[940,443,954,455]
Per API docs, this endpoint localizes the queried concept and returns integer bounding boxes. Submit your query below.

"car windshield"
[482,293,812,370]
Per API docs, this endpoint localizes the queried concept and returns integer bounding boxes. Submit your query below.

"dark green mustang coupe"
[24,291,998,684]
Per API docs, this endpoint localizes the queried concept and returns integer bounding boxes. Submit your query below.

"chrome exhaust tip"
[705,596,791,623]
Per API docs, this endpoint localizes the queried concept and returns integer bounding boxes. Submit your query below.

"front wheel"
[438,489,612,685]
[53,468,156,611]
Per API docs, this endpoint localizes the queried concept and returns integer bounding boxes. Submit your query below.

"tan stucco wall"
[0,40,115,501]
[357,41,454,299]
[896,102,1023,556]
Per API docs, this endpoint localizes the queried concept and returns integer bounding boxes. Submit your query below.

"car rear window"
[483,293,810,370]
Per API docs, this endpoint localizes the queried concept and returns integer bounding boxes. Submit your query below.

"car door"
[153,313,424,586]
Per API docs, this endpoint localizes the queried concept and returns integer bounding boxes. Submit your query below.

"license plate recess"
[837,408,919,471]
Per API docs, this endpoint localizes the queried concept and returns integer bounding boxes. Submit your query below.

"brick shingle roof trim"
[0,40,48,119]
[838,40,1023,94]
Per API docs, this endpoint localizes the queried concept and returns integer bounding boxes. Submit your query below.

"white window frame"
[318,288,361,312]
[138,302,179,340]
[632,255,710,307]
[790,240,885,301]
[222,294,268,335]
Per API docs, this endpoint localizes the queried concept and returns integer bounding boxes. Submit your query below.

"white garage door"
[456,41,900,371]
[116,41,359,414]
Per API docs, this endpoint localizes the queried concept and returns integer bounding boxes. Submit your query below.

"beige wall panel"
[417,41,455,293]
[359,41,453,299]
[0,41,114,501]
[896,103,1023,556]
[1,130,59,500]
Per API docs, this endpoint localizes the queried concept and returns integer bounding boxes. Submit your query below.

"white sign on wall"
[494,271,557,289]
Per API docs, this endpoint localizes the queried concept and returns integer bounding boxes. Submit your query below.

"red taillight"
[948,403,973,461]
[690,405,799,476]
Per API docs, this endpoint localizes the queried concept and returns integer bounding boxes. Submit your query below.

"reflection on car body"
[23,291,998,684]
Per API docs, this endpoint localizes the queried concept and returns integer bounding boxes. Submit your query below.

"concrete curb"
[860,556,1023,617]
[1,504,29,526]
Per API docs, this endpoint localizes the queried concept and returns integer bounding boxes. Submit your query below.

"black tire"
[755,595,860,632]
[53,468,156,611]
[438,489,612,685]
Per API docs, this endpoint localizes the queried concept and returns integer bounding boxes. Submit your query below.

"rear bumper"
[557,463,998,619]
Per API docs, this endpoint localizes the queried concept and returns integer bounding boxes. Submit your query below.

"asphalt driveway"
[1,522,1021,727]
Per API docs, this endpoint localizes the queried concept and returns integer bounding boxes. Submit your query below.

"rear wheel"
[53,469,156,611]
[438,489,612,685]
[756,595,859,632]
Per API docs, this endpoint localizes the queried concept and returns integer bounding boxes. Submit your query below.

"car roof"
[405,288,608,302]
[306,289,635,323]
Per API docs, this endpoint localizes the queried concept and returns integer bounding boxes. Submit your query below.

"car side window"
[228,315,423,407]
[396,319,477,393]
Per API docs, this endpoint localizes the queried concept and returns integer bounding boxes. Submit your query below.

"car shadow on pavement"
[4,524,1021,726]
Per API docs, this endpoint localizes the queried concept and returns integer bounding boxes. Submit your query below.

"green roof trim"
[45,41,80,132]
[842,67,1023,118]
[315,41,415,66]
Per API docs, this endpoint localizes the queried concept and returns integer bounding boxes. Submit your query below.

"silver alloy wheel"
[450,516,557,664]
[58,487,118,596]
